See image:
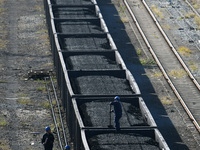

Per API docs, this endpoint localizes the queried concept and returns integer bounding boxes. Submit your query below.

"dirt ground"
[0,0,60,149]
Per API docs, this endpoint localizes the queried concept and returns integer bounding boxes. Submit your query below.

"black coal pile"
[71,75,134,95]
[87,132,159,150]
[60,36,111,51]
[53,7,96,19]
[51,0,92,5]
[78,100,148,127]
[57,21,103,34]
[66,55,121,70]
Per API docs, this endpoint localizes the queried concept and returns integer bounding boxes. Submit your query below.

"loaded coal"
[65,55,121,70]
[71,75,134,95]
[53,7,97,19]
[87,130,159,150]
[78,99,148,127]
[56,20,103,34]
[51,0,92,5]
[59,35,111,51]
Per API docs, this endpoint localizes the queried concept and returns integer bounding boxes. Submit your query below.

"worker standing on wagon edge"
[41,126,55,150]
[110,96,122,131]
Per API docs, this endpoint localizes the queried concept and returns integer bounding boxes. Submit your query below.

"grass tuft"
[193,4,200,9]
[137,48,142,56]
[0,80,7,83]
[0,140,10,150]
[36,29,48,34]
[41,100,56,109]
[0,8,4,15]
[140,58,156,66]
[151,72,163,77]
[151,5,164,19]
[0,0,6,5]
[168,69,187,78]
[161,24,171,30]
[160,96,173,105]
[17,98,32,105]
[121,17,129,23]
[194,16,200,29]
[178,46,192,56]
[40,63,53,68]
[0,39,7,49]
[37,86,46,92]
[190,0,200,8]
[34,5,43,11]
[185,12,195,19]
[189,64,198,71]
[0,116,8,126]
[41,101,51,109]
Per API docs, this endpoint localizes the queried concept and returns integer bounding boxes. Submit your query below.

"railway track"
[124,0,200,132]
[45,75,69,150]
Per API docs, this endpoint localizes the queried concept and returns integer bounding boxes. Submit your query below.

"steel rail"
[185,0,200,18]
[45,77,64,150]
[123,0,200,132]
[50,75,68,146]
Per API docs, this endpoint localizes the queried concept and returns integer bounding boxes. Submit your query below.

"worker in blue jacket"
[110,96,122,131]
[41,126,54,150]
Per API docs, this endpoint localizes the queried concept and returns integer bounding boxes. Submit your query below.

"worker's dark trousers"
[44,146,53,150]
[115,115,121,131]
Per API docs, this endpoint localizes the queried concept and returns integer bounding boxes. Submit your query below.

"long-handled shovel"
[108,104,113,128]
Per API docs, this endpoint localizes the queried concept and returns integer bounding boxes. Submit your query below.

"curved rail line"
[123,0,200,132]
[45,76,68,150]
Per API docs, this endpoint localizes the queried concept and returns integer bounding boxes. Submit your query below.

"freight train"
[43,0,170,149]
